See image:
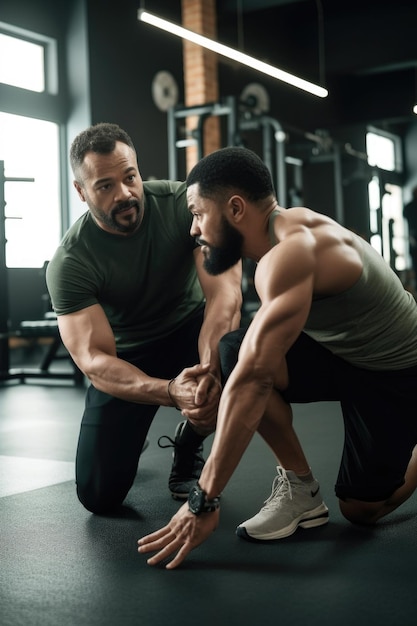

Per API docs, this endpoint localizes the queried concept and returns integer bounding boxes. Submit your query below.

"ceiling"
[215,0,417,127]
[222,0,308,11]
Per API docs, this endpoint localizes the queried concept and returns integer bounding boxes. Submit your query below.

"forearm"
[198,372,273,499]
[198,297,241,375]
[83,352,173,406]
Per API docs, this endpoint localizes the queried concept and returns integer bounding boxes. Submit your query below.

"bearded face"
[88,196,143,234]
[197,215,243,275]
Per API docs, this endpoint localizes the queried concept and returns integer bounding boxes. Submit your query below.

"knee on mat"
[338,498,382,525]
[76,483,124,515]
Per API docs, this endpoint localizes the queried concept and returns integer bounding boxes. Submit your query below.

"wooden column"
[181,0,221,173]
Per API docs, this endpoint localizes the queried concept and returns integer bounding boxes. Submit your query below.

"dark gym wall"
[85,0,185,181]
[2,0,417,327]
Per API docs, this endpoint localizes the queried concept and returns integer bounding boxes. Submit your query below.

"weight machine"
[167,96,238,180]
[165,89,345,225]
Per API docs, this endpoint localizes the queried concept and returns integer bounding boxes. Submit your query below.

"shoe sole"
[170,491,189,501]
[170,489,222,502]
[236,502,329,541]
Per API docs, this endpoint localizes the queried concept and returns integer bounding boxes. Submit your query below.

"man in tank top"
[138,146,417,569]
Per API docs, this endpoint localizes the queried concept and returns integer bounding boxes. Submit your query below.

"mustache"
[113,199,138,214]
[195,237,208,247]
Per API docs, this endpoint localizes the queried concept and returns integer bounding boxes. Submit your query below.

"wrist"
[188,482,220,515]
[167,378,180,410]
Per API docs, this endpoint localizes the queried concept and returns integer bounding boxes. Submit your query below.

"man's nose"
[190,217,200,237]
[115,183,132,201]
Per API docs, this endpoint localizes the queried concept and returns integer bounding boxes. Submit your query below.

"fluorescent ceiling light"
[138,9,328,99]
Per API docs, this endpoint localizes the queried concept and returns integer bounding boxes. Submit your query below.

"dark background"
[1,0,417,325]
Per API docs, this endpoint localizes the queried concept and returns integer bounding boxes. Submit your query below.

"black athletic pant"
[75,309,204,513]
[219,328,417,503]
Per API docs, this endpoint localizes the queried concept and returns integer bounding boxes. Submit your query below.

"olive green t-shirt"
[46,180,204,351]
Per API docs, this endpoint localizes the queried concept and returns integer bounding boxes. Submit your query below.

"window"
[366,126,402,172]
[0,33,45,92]
[366,129,406,271]
[0,113,60,268]
[0,24,61,268]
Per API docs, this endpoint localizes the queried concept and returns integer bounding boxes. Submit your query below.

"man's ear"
[229,195,245,222]
[73,180,86,202]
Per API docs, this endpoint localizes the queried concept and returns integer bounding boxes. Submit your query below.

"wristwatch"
[188,482,220,515]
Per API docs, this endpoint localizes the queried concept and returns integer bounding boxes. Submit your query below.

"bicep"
[57,304,116,369]
[237,254,315,382]
[242,287,310,373]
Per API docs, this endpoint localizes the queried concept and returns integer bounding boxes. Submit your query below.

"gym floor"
[1,345,417,626]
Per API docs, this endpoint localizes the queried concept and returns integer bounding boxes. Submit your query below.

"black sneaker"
[158,420,205,500]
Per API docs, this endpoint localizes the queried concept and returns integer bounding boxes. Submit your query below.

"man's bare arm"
[194,247,242,375]
[57,303,207,408]
[181,249,242,431]
[138,236,316,567]
[196,237,316,497]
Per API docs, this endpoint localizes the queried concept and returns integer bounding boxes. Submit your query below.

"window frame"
[0,21,68,267]
[366,124,403,174]
[0,21,58,95]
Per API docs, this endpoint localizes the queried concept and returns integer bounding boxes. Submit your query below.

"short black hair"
[70,122,135,180]
[186,146,274,202]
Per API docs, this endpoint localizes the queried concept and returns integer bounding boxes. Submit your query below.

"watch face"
[189,485,205,514]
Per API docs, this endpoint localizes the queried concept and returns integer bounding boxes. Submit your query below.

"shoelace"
[157,435,177,450]
[157,435,203,459]
[262,467,293,511]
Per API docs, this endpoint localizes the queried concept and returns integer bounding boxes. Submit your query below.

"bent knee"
[338,498,385,525]
[76,483,125,515]
[219,329,246,382]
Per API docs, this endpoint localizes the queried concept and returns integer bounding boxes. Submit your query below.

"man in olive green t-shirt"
[46,123,242,513]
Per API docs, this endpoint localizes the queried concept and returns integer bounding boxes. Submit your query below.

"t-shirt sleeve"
[46,246,99,316]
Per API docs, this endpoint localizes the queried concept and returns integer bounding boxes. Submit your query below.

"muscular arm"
[182,248,242,429]
[194,248,242,373]
[138,233,318,567]
[57,304,207,407]
[200,233,315,498]
[57,248,241,414]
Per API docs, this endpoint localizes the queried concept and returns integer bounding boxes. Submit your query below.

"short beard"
[200,218,243,276]
[92,198,142,234]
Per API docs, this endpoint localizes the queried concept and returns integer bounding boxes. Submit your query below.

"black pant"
[219,328,417,502]
[75,310,204,513]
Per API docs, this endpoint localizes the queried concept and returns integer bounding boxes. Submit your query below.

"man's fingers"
[165,543,193,569]
[145,538,185,566]
[194,377,209,405]
[138,526,174,550]
[182,363,210,378]
[194,372,221,406]
[138,532,193,568]
[138,505,219,568]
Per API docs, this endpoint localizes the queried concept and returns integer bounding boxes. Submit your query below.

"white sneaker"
[236,466,329,541]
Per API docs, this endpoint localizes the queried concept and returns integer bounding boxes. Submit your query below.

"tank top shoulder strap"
[268,208,281,245]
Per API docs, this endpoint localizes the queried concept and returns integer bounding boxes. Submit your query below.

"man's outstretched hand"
[138,502,219,569]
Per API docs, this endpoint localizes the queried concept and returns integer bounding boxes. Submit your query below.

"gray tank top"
[268,210,417,370]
